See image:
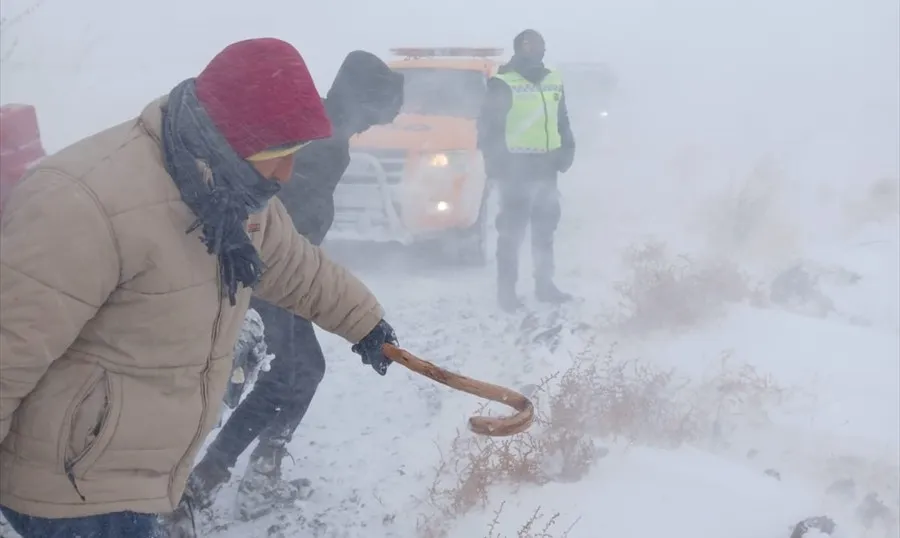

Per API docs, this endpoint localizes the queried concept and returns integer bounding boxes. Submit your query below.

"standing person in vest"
[163,50,404,534]
[0,38,399,538]
[477,29,576,312]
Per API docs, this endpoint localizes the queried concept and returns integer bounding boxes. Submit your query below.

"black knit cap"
[513,29,545,55]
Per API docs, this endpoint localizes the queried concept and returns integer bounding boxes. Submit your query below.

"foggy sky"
[1,0,897,180]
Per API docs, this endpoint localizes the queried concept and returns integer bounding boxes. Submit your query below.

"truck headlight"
[428,153,450,167]
[422,151,467,172]
[415,153,467,215]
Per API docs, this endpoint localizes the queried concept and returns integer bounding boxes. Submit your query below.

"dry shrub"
[547,344,695,447]
[691,154,805,266]
[547,343,786,448]
[415,341,788,537]
[483,502,581,538]
[612,240,755,333]
[415,377,594,538]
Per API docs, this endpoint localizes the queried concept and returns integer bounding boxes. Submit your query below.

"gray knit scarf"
[161,78,281,305]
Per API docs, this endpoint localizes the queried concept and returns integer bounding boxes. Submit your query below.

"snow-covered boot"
[159,456,232,536]
[158,493,199,538]
[235,441,312,521]
[535,279,572,304]
[498,283,523,312]
[185,454,232,511]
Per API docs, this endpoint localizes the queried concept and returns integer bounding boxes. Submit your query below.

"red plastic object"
[1,104,46,213]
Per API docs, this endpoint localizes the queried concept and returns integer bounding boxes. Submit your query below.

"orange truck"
[330,47,505,265]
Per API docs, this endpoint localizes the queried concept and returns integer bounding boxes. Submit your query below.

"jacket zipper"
[170,264,224,496]
[65,463,86,501]
[64,373,110,501]
[538,86,551,152]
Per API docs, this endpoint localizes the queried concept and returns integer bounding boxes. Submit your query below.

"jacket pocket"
[59,366,122,480]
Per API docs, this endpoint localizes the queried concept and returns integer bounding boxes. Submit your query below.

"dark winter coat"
[477,56,576,181]
[276,51,404,245]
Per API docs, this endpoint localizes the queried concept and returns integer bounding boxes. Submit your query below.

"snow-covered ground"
[2,1,898,537]
[204,154,898,538]
[205,117,900,537]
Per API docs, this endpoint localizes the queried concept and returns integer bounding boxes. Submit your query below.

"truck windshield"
[394,68,487,119]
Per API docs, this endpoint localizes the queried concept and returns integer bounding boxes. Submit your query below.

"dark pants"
[204,298,326,468]
[0,505,161,538]
[495,178,562,288]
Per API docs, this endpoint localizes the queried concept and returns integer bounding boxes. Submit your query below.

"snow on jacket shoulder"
[0,98,382,519]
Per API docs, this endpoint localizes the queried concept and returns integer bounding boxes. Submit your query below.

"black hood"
[325,50,404,138]
[498,54,550,85]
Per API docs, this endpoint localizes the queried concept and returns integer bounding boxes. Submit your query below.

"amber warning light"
[390,47,504,59]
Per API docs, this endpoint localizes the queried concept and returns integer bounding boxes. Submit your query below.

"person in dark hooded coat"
[165,50,404,533]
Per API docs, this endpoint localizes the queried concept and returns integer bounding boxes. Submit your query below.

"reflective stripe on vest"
[494,70,564,154]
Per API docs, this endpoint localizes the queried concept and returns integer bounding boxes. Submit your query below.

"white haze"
[3,0,898,165]
[1,1,898,537]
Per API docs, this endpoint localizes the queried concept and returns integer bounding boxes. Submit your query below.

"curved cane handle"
[382,343,534,436]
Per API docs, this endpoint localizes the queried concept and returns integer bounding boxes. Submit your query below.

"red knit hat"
[195,38,332,159]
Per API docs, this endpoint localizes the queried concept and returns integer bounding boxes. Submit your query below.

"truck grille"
[340,148,407,185]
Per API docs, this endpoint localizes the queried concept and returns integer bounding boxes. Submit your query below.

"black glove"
[351,319,398,376]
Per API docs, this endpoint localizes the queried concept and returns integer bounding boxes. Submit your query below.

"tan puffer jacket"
[0,98,383,518]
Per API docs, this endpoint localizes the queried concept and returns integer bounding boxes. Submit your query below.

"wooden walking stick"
[382,343,534,437]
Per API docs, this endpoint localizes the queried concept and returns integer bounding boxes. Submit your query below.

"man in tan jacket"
[0,37,398,538]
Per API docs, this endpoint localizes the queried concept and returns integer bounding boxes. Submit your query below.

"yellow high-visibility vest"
[493,70,564,153]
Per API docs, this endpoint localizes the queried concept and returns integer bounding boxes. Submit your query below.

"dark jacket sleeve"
[477,77,513,178]
[276,137,351,246]
[556,90,576,173]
